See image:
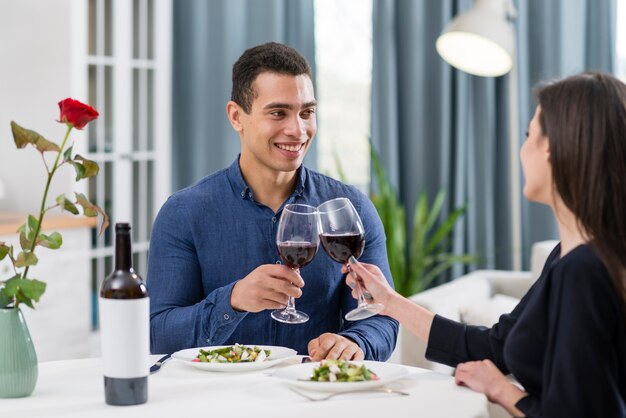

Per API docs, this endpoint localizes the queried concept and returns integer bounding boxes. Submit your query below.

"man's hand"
[308,333,364,361]
[230,264,304,312]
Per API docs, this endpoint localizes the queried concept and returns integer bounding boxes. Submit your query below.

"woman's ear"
[541,135,551,161]
[226,101,243,133]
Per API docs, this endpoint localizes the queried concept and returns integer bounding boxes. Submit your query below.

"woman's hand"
[455,359,527,416]
[342,257,398,312]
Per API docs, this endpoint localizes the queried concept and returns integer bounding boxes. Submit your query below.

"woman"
[345,72,626,417]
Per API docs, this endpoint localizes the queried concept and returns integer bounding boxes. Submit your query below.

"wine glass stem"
[285,267,299,312]
[346,263,368,307]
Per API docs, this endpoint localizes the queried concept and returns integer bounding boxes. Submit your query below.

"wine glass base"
[271,309,309,324]
[344,303,384,321]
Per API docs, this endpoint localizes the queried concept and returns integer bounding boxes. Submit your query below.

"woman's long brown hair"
[536,72,626,314]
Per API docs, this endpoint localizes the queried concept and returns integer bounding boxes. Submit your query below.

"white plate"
[272,361,408,392]
[172,345,297,372]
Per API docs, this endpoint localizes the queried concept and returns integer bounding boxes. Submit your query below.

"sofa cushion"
[459,293,520,326]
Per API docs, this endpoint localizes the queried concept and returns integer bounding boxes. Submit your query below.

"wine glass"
[317,198,384,321]
[272,203,320,324]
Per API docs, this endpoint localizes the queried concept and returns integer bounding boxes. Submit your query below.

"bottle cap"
[115,223,131,232]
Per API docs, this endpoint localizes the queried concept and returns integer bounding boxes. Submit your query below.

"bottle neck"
[115,232,133,270]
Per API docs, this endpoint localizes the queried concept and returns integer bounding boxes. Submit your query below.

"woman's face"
[520,106,553,204]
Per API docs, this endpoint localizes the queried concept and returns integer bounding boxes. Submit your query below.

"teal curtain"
[172,0,316,191]
[371,0,616,276]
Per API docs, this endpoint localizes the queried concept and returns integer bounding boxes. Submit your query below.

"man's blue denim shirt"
[148,157,399,360]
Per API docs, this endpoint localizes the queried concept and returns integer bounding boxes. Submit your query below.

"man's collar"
[227,154,307,200]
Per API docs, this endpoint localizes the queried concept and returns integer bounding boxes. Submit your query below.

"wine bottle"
[99,223,149,405]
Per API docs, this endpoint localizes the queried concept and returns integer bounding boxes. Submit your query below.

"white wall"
[0,0,76,213]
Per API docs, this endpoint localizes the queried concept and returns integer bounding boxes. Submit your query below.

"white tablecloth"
[1,356,490,418]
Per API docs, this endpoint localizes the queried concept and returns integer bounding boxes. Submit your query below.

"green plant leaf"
[56,194,80,215]
[27,215,39,235]
[16,292,35,309]
[426,204,467,254]
[72,154,99,180]
[19,278,46,303]
[0,242,10,261]
[37,232,63,250]
[63,145,73,162]
[11,121,60,153]
[3,275,22,297]
[15,251,38,268]
[0,290,13,308]
[424,190,446,233]
[17,215,39,251]
[19,231,31,251]
[75,193,110,236]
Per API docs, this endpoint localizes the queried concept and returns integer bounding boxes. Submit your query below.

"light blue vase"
[0,307,38,398]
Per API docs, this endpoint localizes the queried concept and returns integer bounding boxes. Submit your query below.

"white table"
[1,356,490,418]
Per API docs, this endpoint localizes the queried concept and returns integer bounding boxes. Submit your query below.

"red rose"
[58,98,99,129]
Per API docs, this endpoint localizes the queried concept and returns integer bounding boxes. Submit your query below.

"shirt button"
[272,217,277,223]
[275,260,282,264]
[240,191,245,197]
[223,314,230,320]
[248,192,253,198]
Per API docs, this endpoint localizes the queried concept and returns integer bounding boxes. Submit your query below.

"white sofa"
[394,240,559,374]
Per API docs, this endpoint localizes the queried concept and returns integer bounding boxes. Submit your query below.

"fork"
[289,387,410,401]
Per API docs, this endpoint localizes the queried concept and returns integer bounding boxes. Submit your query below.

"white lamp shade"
[0,177,5,201]
[436,0,515,77]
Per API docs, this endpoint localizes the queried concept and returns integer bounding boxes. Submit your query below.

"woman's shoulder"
[550,244,620,313]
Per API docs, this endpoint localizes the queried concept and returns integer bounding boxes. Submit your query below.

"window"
[618,0,626,80]
[314,0,373,192]
[79,0,172,328]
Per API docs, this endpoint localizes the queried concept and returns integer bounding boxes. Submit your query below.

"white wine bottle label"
[99,297,150,378]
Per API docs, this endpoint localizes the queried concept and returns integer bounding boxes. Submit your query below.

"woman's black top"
[426,243,626,417]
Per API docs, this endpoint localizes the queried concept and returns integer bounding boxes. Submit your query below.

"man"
[148,42,398,360]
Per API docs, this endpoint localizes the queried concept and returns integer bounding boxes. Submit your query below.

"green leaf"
[75,192,98,216]
[11,121,60,153]
[27,215,39,235]
[19,278,46,303]
[63,145,73,162]
[15,251,38,268]
[0,290,13,308]
[68,154,99,181]
[17,293,35,309]
[426,204,466,254]
[3,275,22,297]
[37,232,63,249]
[424,190,446,233]
[19,231,31,251]
[56,194,80,215]
[75,193,110,236]
[0,242,9,261]
[17,215,39,251]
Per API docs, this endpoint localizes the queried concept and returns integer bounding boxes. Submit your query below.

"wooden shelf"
[0,212,97,235]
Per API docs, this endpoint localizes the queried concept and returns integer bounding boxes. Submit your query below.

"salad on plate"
[309,359,379,382]
[193,343,271,363]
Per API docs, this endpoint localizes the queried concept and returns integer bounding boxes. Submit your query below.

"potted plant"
[368,145,478,296]
[0,98,108,398]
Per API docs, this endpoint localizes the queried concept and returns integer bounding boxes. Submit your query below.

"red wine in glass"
[272,203,320,324]
[277,241,318,269]
[317,198,384,321]
[318,233,365,264]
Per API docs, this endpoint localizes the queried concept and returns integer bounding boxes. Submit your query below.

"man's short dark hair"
[231,42,312,113]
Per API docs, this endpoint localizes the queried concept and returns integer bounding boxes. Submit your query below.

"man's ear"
[226,101,244,133]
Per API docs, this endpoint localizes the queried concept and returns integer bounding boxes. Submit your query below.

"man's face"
[234,72,317,175]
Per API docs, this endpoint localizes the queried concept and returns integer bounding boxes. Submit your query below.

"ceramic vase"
[0,307,38,398]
